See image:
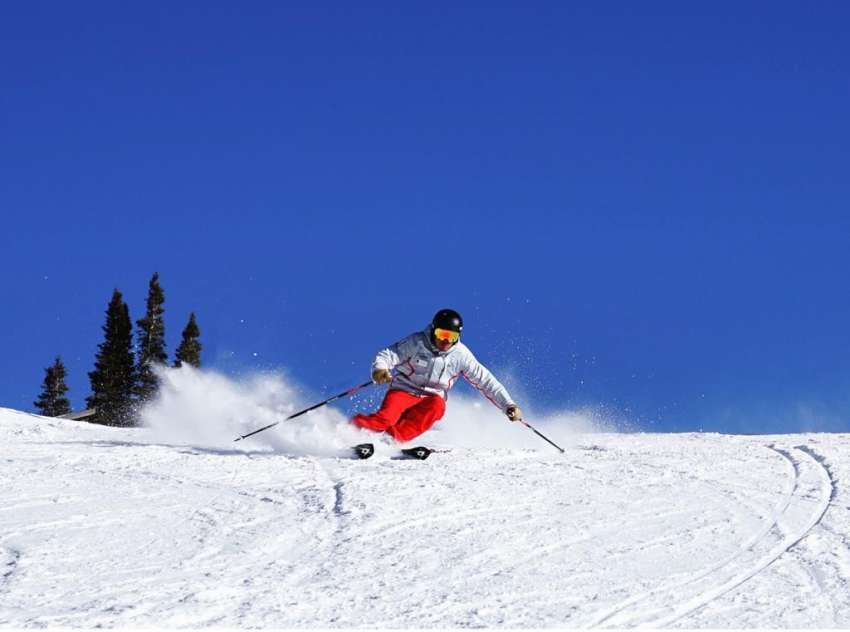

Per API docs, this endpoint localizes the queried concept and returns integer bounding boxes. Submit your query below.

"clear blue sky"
[3,2,849,433]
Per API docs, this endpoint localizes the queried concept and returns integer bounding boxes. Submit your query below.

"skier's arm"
[461,350,517,414]
[370,343,399,383]
[371,334,416,382]
[372,341,402,373]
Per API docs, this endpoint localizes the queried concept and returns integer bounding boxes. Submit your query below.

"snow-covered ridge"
[0,406,121,441]
[2,394,850,626]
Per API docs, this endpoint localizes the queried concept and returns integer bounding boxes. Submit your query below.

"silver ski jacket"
[372,328,516,412]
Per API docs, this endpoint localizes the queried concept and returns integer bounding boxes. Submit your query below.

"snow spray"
[140,366,618,456]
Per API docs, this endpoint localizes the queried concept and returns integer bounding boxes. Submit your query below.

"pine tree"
[87,289,136,426]
[174,312,202,368]
[135,272,167,403]
[34,356,72,417]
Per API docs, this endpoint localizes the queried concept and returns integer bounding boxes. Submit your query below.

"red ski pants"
[352,389,446,443]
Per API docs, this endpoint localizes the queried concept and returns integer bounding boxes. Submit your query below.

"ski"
[399,446,433,460]
[352,443,375,459]
[350,443,440,460]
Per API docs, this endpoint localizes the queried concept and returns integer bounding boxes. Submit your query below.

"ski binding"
[400,446,433,460]
[352,443,375,459]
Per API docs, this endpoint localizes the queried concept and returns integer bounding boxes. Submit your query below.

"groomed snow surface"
[2,367,849,628]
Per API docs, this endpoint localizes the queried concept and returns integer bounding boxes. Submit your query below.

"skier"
[352,309,523,443]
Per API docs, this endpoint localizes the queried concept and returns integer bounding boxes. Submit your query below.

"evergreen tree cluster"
[34,273,203,426]
[86,289,136,425]
[34,357,72,417]
[135,273,167,403]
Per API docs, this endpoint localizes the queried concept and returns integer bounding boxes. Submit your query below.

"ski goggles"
[433,328,460,344]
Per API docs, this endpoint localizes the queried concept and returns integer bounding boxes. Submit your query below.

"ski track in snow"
[586,443,835,628]
[1,408,849,627]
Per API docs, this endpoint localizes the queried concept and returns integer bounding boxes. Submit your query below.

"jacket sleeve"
[372,333,414,373]
[461,349,516,412]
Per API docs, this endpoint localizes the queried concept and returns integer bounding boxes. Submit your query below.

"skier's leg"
[387,395,446,442]
[352,389,420,433]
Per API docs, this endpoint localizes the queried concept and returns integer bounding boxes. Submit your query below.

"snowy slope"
[1,403,849,628]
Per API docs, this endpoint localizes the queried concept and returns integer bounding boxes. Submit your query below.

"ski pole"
[516,418,565,454]
[234,380,373,442]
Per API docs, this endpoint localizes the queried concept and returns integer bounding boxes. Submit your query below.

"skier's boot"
[353,443,375,459]
[401,446,432,460]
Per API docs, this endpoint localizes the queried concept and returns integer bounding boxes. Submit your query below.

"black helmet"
[431,308,463,333]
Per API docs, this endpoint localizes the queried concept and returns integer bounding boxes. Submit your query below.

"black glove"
[506,405,523,421]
